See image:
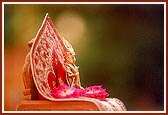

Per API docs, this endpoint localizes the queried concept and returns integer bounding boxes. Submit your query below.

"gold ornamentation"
[62,37,83,89]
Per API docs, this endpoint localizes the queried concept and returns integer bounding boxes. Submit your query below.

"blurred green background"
[4,4,164,111]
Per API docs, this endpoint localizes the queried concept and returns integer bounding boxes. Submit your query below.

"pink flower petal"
[80,85,109,101]
[51,85,80,98]
[51,85,109,101]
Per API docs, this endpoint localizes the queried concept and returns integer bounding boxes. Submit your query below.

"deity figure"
[62,37,83,89]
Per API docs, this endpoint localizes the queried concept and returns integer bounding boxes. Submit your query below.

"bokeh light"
[55,10,87,45]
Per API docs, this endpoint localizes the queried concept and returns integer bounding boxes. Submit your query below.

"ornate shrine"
[17,13,127,111]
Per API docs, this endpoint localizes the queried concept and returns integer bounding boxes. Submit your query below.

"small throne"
[16,14,126,111]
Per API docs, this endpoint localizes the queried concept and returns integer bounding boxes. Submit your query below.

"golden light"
[55,10,87,45]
